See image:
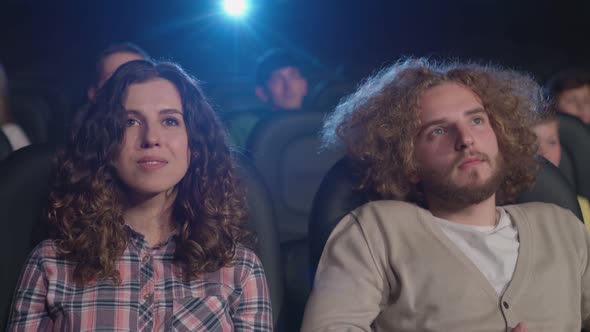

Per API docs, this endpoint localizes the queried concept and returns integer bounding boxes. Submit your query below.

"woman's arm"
[231,248,273,331]
[6,245,52,331]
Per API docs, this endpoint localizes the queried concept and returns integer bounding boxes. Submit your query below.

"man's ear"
[255,86,269,103]
[87,86,97,102]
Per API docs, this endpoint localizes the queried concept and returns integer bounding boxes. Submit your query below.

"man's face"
[88,51,145,101]
[258,66,308,110]
[413,82,503,209]
[533,120,562,167]
[557,85,590,124]
[98,52,145,89]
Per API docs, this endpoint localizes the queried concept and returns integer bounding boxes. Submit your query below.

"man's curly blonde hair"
[322,58,544,204]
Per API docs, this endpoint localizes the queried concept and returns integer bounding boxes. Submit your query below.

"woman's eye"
[126,119,139,127]
[163,118,180,126]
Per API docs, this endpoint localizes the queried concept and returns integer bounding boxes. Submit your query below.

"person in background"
[254,49,308,112]
[7,60,272,331]
[71,43,150,134]
[227,49,309,149]
[0,63,30,152]
[302,59,590,332]
[546,68,590,124]
[87,42,150,102]
[532,107,590,231]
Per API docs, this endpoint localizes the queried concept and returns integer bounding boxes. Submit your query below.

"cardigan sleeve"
[580,220,590,329]
[301,212,390,332]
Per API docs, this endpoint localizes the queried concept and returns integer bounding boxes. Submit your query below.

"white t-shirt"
[435,207,519,295]
[1,123,30,151]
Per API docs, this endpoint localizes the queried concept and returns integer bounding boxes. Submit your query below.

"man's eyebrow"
[464,107,486,116]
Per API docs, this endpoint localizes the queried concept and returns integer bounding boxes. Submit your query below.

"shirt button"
[503,301,510,309]
[144,293,153,302]
[142,254,151,263]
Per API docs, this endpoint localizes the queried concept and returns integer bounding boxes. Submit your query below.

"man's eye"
[432,128,445,136]
[472,117,483,125]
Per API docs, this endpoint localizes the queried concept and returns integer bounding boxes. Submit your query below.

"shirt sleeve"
[6,245,52,331]
[231,249,273,331]
[301,212,389,332]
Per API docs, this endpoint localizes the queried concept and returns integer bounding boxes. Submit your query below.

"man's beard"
[418,152,505,212]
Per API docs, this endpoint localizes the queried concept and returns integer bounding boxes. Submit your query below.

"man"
[87,42,149,101]
[302,59,590,331]
[226,49,308,149]
[546,68,590,124]
[254,49,308,111]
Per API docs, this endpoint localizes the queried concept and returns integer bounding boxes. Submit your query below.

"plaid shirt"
[7,227,272,331]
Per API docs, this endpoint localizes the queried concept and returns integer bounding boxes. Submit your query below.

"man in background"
[87,42,149,101]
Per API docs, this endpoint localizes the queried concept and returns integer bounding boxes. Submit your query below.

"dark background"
[1,0,589,111]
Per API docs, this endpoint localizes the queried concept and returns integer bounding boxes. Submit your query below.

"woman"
[7,60,272,331]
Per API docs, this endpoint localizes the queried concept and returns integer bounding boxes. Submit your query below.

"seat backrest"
[558,112,590,198]
[234,154,284,325]
[307,80,357,112]
[0,144,55,330]
[246,112,344,242]
[308,157,583,280]
[559,147,576,189]
[0,129,12,161]
[0,146,285,328]
[223,109,266,150]
[9,94,52,144]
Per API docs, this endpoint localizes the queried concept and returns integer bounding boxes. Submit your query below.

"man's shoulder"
[503,202,583,232]
[352,200,421,214]
[348,200,428,231]
[503,201,577,219]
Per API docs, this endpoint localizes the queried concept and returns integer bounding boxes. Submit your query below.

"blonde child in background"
[533,114,590,231]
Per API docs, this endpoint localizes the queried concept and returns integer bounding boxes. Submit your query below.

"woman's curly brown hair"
[322,58,545,205]
[48,60,253,285]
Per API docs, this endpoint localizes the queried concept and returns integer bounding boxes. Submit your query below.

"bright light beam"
[223,0,248,17]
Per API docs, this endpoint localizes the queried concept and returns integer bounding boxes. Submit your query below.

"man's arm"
[301,213,390,332]
[580,218,590,329]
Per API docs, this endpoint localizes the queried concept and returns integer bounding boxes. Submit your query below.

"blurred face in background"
[256,66,308,111]
[88,52,145,101]
[533,119,562,167]
[557,85,590,124]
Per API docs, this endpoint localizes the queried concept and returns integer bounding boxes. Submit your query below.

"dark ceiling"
[1,0,589,96]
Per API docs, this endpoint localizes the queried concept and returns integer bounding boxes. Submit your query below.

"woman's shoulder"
[232,245,263,268]
[29,239,59,258]
[25,239,68,266]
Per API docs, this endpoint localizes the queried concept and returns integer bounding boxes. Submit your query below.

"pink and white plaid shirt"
[7,227,272,331]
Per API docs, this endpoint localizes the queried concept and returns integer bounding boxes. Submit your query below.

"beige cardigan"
[302,201,590,332]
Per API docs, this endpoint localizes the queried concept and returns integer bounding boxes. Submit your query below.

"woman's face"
[113,78,190,198]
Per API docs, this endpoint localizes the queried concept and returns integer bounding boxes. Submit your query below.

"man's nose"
[455,125,474,150]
